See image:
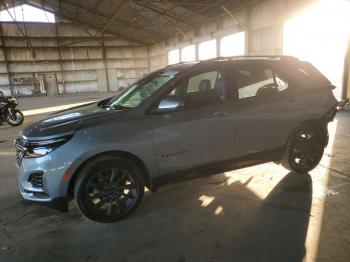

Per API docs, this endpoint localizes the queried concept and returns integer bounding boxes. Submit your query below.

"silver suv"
[15,56,338,222]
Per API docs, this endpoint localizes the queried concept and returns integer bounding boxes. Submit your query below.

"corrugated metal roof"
[1,0,259,45]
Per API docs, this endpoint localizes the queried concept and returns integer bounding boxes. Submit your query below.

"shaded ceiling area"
[0,0,259,45]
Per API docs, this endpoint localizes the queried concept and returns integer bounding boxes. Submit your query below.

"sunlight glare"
[198,195,215,207]
[283,0,350,100]
[22,101,96,116]
[181,45,196,62]
[198,39,217,60]
[220,32,245,57]
[214,206,224,215]
[304,119,337,261]
[168,49,180,65]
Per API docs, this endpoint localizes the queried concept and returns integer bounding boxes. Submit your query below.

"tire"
[5,109,24,126]
[74,155,145,223]
[281,123,325,173]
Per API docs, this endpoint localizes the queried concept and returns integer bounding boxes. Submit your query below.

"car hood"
[21,102,125,140]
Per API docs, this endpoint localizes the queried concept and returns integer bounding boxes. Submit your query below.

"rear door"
[228,61,301,157]
[150,63,236,175]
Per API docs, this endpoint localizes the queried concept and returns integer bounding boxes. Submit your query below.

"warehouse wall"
[149,13,247,72]
[0,0,320,97]
[149,0,315,71]
[0,22,149,96]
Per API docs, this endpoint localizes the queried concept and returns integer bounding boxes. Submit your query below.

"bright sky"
[0,4,55,23]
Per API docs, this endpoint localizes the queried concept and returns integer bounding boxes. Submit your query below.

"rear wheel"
[6,109,23,126]
[74,155,144,223]
[281,123,325,173]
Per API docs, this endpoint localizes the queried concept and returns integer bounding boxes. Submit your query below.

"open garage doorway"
[283,0,350,100]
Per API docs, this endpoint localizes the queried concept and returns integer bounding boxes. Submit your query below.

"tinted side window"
[187,71,218,93]
[236,67,288,100]
[165,70,226,108]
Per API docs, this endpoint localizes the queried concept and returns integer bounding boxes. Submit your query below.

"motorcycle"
[0,91,24,126]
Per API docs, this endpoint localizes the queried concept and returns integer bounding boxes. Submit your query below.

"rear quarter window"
[292,62,331,88]
[236,66,289,100]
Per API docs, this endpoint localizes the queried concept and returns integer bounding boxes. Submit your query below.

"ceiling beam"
[222,5,247,30]
[91,0,102,10]
[57,0,162,43]
[187,0,258,30]
[24,1,107,45]
[0,0,35,49]
[99,0,129,34]
[133,0,189,27]
[133,0,223,7]
[46,0,146,44]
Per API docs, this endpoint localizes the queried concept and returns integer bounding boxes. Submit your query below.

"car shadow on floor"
[230,172,312,262]
[0,171,312,262]
[128,171,312,262]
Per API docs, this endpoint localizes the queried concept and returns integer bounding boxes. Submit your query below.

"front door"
[151,65,236,175]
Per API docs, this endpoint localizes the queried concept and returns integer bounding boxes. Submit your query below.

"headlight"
[25,146,55,158]
[24,135,73,158]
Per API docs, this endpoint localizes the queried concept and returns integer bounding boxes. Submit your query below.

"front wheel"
[281,123,325,173]
[74,155,145,223]
[6,109,24,126]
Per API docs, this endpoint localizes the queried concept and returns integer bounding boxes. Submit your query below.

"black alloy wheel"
[282,123,325,173]
[74,156,144,223]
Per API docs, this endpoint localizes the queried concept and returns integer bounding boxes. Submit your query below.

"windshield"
[105,70,178,109]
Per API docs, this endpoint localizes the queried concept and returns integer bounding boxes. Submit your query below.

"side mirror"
[154,98,184,113]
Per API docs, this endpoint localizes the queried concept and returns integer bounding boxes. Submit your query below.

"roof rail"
[166,55,300,67]
[203,55,299,62]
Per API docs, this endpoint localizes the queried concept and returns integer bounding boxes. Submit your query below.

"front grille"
[28,172,43,189]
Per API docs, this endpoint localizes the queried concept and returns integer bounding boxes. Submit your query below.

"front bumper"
[16,146,77,203]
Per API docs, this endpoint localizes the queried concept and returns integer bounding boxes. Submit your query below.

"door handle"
[213,111,228,117]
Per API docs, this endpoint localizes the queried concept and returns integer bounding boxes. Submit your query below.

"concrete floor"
[0,93,350,262]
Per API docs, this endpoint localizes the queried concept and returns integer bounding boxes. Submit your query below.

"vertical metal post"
[342,38,350,101]
[147,46,151,73]
[245,6,252,55]
[55,23,64,94]
[0,24,13,96]
[102,33,110,92]
[216,38,221,58]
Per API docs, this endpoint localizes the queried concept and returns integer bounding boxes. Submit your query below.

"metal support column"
[102,33,110,92]
[147,46,151,73]
[55,23,65,94]
[342,39,350,101]
[0,24,13,96]
[246,7,252,55]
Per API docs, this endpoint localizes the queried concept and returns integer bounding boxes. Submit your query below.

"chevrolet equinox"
[15,56,338,222]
